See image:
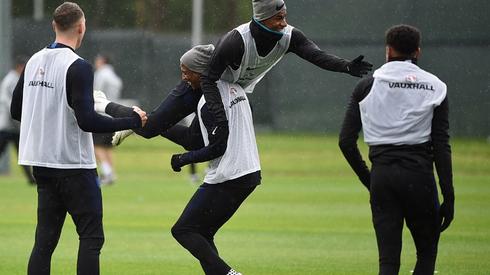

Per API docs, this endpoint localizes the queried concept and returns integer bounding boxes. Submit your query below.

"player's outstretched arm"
[98,81,202,141]
[93,90,147,127]
[344,55,373,77]
[69,60,144,133]
[288,28,373,77]
[93,90,146,146]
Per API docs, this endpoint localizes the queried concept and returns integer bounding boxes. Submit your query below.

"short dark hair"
[53,2,84,31]
[385,24,421,56]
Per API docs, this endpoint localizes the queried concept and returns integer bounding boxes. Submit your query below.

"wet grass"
[0,133,489,274]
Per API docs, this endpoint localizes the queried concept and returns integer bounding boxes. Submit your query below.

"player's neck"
[387,56,418,64]
[54,35,78,51]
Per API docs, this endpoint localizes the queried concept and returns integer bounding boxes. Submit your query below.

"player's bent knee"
[171,224,193,241]
[79,237,105,253]
[136,128,160,139]
[171,225,183,239]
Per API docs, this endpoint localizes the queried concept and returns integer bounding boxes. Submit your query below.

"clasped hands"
[131,106,148,127]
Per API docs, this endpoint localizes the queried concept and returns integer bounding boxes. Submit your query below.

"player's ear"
[77,21,83,34]
[385,46,391,62]
[52,20,56,33]
[76,17,85,35]
[414,47,421,59]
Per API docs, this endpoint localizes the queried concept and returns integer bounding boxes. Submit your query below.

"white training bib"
[198,81,261,184]
[19,47,96,169]
[220,22,293,93]
[360,61,447,146]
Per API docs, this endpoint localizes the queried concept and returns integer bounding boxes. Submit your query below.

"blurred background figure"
[94,54,122,102]
[93,54,123,185]
[0,55,35,185]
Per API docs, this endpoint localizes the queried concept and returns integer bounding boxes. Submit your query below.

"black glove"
[171,154,185,172]
[439,199,454,232]
[360,174,371,191]
[345,55,373,77]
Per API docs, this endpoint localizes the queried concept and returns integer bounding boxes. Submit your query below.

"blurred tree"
[135,0,168,31]
[92,0,105,27]
[11,0,252,33]
[11,0,31,17]
[205,0,252,32]
[149,0,166,31]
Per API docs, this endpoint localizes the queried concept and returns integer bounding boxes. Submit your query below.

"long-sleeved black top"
[104,81,226,165]
[338,65,454,200]
[177,103,227,165]
[165,101,260,187]
[201,19,350,124]
[11,43,142,132]
[10,43,141,176]
[106,89,235,179]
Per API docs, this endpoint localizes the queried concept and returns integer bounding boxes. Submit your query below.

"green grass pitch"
[0,134,489,274]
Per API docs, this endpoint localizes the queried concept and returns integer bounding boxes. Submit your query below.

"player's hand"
[171,154,184,172]
[361,177,371,191]
[132,106,147,127]
[345,55,373,77]
[439,199,454,232]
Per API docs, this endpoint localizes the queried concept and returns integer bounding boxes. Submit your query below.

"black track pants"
[171,183,255,275]
[370,163,440,275]
[105,84,201,138]
[28,170,104,275]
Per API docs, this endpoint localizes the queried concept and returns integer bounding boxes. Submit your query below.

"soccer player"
[338,25,454,275]
[0,55,35,184]
[109,0,373,146]
[199,0,373,143]
[10,2,147,274]
[170,45,260,275]
[97,44,257,275]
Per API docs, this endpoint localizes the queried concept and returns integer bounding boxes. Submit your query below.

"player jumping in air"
[106,0,373,146]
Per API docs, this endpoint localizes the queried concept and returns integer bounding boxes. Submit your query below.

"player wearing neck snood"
[201,0,373,130]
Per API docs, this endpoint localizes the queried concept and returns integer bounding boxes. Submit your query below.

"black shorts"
[93,133,113,147]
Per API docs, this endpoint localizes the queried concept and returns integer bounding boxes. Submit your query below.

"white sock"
[227,269,242,275]
[100,161,112,177]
